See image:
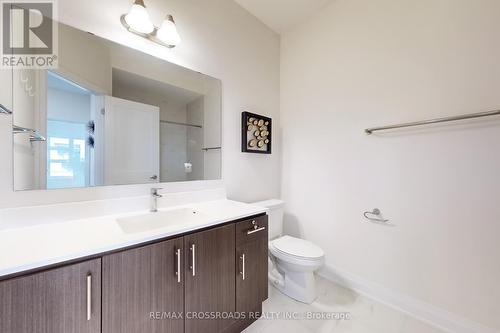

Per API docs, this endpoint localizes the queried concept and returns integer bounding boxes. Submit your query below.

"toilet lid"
[272,236,324,259]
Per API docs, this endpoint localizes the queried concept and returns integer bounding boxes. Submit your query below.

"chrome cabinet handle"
[175,248,181,283]
[240,254,246,280]
[190,244,196,276]
[247,226,266,235]
[86,274,92,321]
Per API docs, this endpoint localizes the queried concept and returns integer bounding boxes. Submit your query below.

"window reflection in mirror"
[46,72,93,189]
[10,22,222,191]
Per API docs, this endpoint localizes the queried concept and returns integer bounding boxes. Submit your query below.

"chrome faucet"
[150,188,163,212]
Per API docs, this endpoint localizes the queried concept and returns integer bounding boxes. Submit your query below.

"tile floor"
[243,276,447,333]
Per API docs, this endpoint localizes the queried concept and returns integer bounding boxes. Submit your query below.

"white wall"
[58,24,112,94]
[160,122,188,182]
[12,69,38,191]
[280,0,500,331]
[0,0,280,208]
[187,97,204,181]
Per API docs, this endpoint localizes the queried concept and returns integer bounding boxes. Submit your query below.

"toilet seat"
[270,236,324,262]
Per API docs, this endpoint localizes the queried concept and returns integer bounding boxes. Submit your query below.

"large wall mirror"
[8,22,221,191]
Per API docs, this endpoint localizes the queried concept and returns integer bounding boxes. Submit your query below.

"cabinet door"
[103,237,184,333]
[0,259,101,333]
[236,216,269,314]
[184,224,236,333]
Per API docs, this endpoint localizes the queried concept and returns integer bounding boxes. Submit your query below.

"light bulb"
[156,15,181,46]
[124,1,154,34]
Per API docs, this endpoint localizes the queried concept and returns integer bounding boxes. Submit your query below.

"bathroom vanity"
[0,9,269,333]
[0,202,269,333]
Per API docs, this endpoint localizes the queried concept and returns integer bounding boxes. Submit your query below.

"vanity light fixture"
[123,0,154,34]
[121,0,181,48]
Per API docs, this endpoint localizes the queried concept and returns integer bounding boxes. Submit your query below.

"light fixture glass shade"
[124,1,154,34]
[156,15,181,46]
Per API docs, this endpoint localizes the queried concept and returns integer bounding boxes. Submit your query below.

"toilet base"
[268,259,318,304]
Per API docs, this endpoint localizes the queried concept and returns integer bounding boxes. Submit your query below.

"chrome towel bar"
[365,109,500,135]
[0,104,12,115]
[13,125,46,142]
[160,120,202,128]
[202,147,221,151]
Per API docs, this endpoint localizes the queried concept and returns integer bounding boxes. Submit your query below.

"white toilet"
[252,199,325,304]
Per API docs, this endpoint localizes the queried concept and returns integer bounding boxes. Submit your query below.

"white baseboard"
[317,265,498,333]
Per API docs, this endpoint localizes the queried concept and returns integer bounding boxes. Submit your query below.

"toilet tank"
[251,199,284,240]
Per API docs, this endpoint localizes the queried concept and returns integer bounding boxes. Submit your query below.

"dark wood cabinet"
[0,258,101,333]
[235,216,269,315]
[184,224,236,333]
[1,214,268,333]
[102,237,184,333]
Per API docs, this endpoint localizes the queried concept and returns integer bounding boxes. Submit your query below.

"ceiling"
[112,68,202,106]
[234,0,333,34]
[48,71,91,95]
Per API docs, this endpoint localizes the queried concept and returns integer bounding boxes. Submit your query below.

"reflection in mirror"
[46,71,93,189]
[10,22,222,191]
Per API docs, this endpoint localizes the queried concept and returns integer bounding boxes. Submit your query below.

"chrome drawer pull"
[86,274,92,321]
[247,226,266,235]
[175,248,181,283]
[240,254,246,280]
[190,244,196,276]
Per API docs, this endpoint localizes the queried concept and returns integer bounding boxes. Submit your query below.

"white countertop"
[0,199,267,278]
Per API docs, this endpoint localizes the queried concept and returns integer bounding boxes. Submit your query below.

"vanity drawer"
[236,215,268,245]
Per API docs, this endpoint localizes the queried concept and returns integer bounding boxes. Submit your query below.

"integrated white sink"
[117,208,210,234]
